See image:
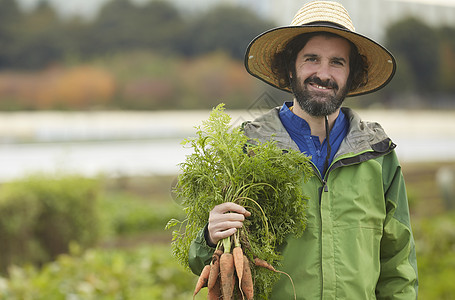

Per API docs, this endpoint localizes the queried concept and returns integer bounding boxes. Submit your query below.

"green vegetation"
[414,213,455,300]
[0,244,196,300]
[102,190,184,236]
[0,161,454,298]
[0,0,275,69]
[167,104,313,297]
[0,174,103,272]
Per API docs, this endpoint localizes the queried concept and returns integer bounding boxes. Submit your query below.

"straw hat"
[245,1,396,97]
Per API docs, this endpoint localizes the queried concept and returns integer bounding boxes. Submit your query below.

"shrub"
[102,192,184,236]
[0,173,103,273]
[0,182,45,272]
[413,213,455,299]
[0,244,196,300]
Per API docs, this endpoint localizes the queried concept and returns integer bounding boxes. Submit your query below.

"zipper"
[322,179,329,192]
[314,139,395,205]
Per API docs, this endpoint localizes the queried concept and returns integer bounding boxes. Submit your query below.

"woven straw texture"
[245,1,396,97]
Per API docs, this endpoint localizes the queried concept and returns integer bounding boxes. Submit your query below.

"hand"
[207,202,251,246]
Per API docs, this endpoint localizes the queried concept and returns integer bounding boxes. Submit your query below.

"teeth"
[315,85,328,90]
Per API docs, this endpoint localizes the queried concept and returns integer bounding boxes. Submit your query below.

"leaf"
[167,103,313,298]
[165,218,180,230]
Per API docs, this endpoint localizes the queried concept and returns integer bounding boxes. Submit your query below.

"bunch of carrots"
[193,231,295,300]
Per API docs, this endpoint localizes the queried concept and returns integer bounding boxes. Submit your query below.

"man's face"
[291,35,351,117]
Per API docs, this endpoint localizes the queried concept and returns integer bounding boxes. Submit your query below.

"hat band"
[305,21,350,31]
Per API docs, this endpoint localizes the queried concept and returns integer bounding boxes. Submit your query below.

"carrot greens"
[167,104,313,298]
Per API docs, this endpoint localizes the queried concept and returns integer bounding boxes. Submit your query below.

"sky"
[15,0,455,20]
[17,0,110,19]
[16,0,148,19]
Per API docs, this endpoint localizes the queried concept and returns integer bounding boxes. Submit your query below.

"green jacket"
[188,107,418,299]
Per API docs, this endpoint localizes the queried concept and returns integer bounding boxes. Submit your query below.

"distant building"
[172,0,455,42]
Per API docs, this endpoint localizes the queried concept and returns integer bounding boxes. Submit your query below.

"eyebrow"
[332,57,347,64]
[302,54,347,63]
[303,54,318,59]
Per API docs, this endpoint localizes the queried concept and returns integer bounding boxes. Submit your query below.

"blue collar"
[278,102,349,176]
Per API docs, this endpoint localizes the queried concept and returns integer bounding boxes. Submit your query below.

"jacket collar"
[242,106,392,158]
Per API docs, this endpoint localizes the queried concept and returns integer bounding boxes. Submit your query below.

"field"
[99,161,455,299]
[1,160,454,299]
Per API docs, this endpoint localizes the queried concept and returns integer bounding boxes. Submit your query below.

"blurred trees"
[0,0,454,109]
[384,17,455,104]
[179,5,275,59]
[438,26,455,94]
[0,0,273,69]
[387,18,440,93]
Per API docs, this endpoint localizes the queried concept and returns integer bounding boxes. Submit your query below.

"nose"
[315,61,331,81]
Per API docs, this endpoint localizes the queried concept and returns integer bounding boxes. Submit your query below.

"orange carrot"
[193,264,210,299]
[254,258,296,300]
[233,246,244,290]
[208,249,222,290]
[220,252,235,299]
[254,257,276,272]
[241,255,254,300]
[207,275,222,300]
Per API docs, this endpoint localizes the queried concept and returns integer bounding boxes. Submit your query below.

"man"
[188,1,418,299]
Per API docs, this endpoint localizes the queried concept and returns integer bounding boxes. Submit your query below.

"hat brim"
[244,25,396,97]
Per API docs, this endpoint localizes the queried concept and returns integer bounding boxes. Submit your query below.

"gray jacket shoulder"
[242,107,300,152]
[242,106,392,157]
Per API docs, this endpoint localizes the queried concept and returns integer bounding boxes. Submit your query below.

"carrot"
[193,264,210,299]
[208,249,223,290]
[233,246,244,290]
[254,258,296,300]
[207,275,222,300]
[241,255,254,300]
[220,252,235,299]
[254,257,276,272]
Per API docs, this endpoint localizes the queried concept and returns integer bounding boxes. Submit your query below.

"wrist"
[203,223,217,248]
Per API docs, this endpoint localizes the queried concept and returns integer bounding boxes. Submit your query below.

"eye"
[332,59,346,66]
[305,57,318,63]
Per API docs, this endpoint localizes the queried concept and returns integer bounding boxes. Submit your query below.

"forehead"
[299,35,351,59]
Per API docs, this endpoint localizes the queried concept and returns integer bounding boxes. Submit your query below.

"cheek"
[295,67,315,81]
[334,69,350,85]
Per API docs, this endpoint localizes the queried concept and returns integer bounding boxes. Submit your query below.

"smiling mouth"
[311,83,331,90]
[304,76,338,93]
[309,83,334,92]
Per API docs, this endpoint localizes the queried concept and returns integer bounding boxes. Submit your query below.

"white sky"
[16,0,149,19]
[16,0,455,19]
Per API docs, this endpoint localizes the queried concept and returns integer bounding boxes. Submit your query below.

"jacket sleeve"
[376,151,418,299]
[188,224,215,275]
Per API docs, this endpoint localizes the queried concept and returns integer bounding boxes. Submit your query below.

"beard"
[291,75,349,117]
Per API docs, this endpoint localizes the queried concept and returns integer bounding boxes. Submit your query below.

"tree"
[88,0,184,55]
[179,5,276,59]
[385,17,440,94]
[438,26,455,94]
[6,0,66,69]
[0,0,24,68]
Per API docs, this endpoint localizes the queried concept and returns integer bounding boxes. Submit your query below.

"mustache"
[304,75,339,91]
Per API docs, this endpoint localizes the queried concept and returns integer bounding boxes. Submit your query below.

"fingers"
[212,202,251,217]
[208,225,238,245]
[207,202,251,245]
